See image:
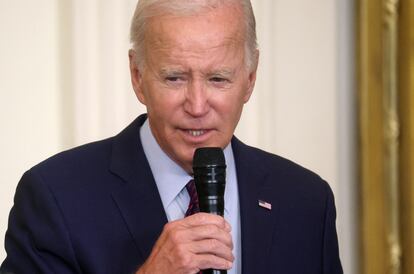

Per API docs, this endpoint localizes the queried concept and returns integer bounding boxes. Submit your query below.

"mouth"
[187,129,207,137]
[180,128,213,142]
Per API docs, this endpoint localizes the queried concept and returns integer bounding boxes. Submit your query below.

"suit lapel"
[232,138,279,274]
[110,115,168,261]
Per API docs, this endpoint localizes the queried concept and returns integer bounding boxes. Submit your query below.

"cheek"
[147,96,185,135]
[145,86,180,115]
[215,90,246,118]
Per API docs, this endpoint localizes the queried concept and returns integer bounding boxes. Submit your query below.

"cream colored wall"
[240,1,339,187]
[0,1,357,273]
[0,0,62,261]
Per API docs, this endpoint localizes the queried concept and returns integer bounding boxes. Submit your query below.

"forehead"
[144,4,245,55]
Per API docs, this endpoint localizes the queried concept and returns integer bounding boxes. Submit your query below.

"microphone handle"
[199,201,227,274]
[194,166,227,274]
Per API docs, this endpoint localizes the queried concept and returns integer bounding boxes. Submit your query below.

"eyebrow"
[158,67,235,77]
[210,69,234,77]
[159,68,186,76]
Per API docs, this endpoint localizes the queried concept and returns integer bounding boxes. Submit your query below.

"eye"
[165,76,182,82]
[209,77,228,83]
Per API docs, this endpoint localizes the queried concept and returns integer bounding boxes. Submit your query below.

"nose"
[183,80,210,117]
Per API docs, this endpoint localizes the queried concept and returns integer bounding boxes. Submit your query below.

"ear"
[129,49,147,105]
[243,49,259,103]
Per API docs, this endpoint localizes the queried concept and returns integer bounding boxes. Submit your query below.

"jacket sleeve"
[1,169,81,274]
[322,183,343,274]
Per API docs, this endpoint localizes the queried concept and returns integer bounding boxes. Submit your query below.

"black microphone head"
[192,147,226,216]
[193,147,225,168]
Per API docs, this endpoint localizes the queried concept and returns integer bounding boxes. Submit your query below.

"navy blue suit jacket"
[1,115,342,274]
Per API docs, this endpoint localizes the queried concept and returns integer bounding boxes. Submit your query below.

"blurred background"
[0,1,412,274]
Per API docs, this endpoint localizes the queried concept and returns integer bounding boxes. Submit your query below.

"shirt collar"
[140,119,192,208]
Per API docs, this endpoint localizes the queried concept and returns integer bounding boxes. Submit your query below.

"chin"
[174,151,195,171]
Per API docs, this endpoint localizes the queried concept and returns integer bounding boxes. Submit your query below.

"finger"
[195,253,234,271]
[183,213,231,231]
[185,224,233,249]
[189,239,234,262]
[160,224,233,253]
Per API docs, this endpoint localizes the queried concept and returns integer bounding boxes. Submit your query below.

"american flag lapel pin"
[258,199,272,210]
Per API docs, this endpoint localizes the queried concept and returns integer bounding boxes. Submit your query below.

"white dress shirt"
[140,119,241,274]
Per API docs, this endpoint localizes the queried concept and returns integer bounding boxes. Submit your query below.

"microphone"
[193,147,227,274]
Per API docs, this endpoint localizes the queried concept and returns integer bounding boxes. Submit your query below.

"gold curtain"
[357,0,414,274]
[398,0,414,272]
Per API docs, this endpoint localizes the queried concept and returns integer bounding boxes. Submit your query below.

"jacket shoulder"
[33,137,114,174]
[232,138,332,195]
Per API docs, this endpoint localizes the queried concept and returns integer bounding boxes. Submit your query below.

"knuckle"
[163,222,174,233]
[195,212,207,222]
[207,239,219,250]
[163,223,182,243]
[206,224,220,235]
[169,230,181,243]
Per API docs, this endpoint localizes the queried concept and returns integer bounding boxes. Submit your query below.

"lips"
[180,128,213,142]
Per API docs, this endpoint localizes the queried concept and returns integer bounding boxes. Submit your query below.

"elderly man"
[1,0,342,273]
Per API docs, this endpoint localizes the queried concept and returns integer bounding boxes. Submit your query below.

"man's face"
[129,4,258,173]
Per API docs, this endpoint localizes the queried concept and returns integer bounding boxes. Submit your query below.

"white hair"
[130,0,258,70]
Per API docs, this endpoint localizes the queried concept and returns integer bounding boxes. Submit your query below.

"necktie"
[185,180,203,273]
[185,179,200,217]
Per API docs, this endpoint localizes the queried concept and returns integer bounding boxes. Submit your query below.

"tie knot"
[185,179,200,217]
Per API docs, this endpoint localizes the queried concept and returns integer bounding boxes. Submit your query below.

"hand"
[136,213,234,274]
